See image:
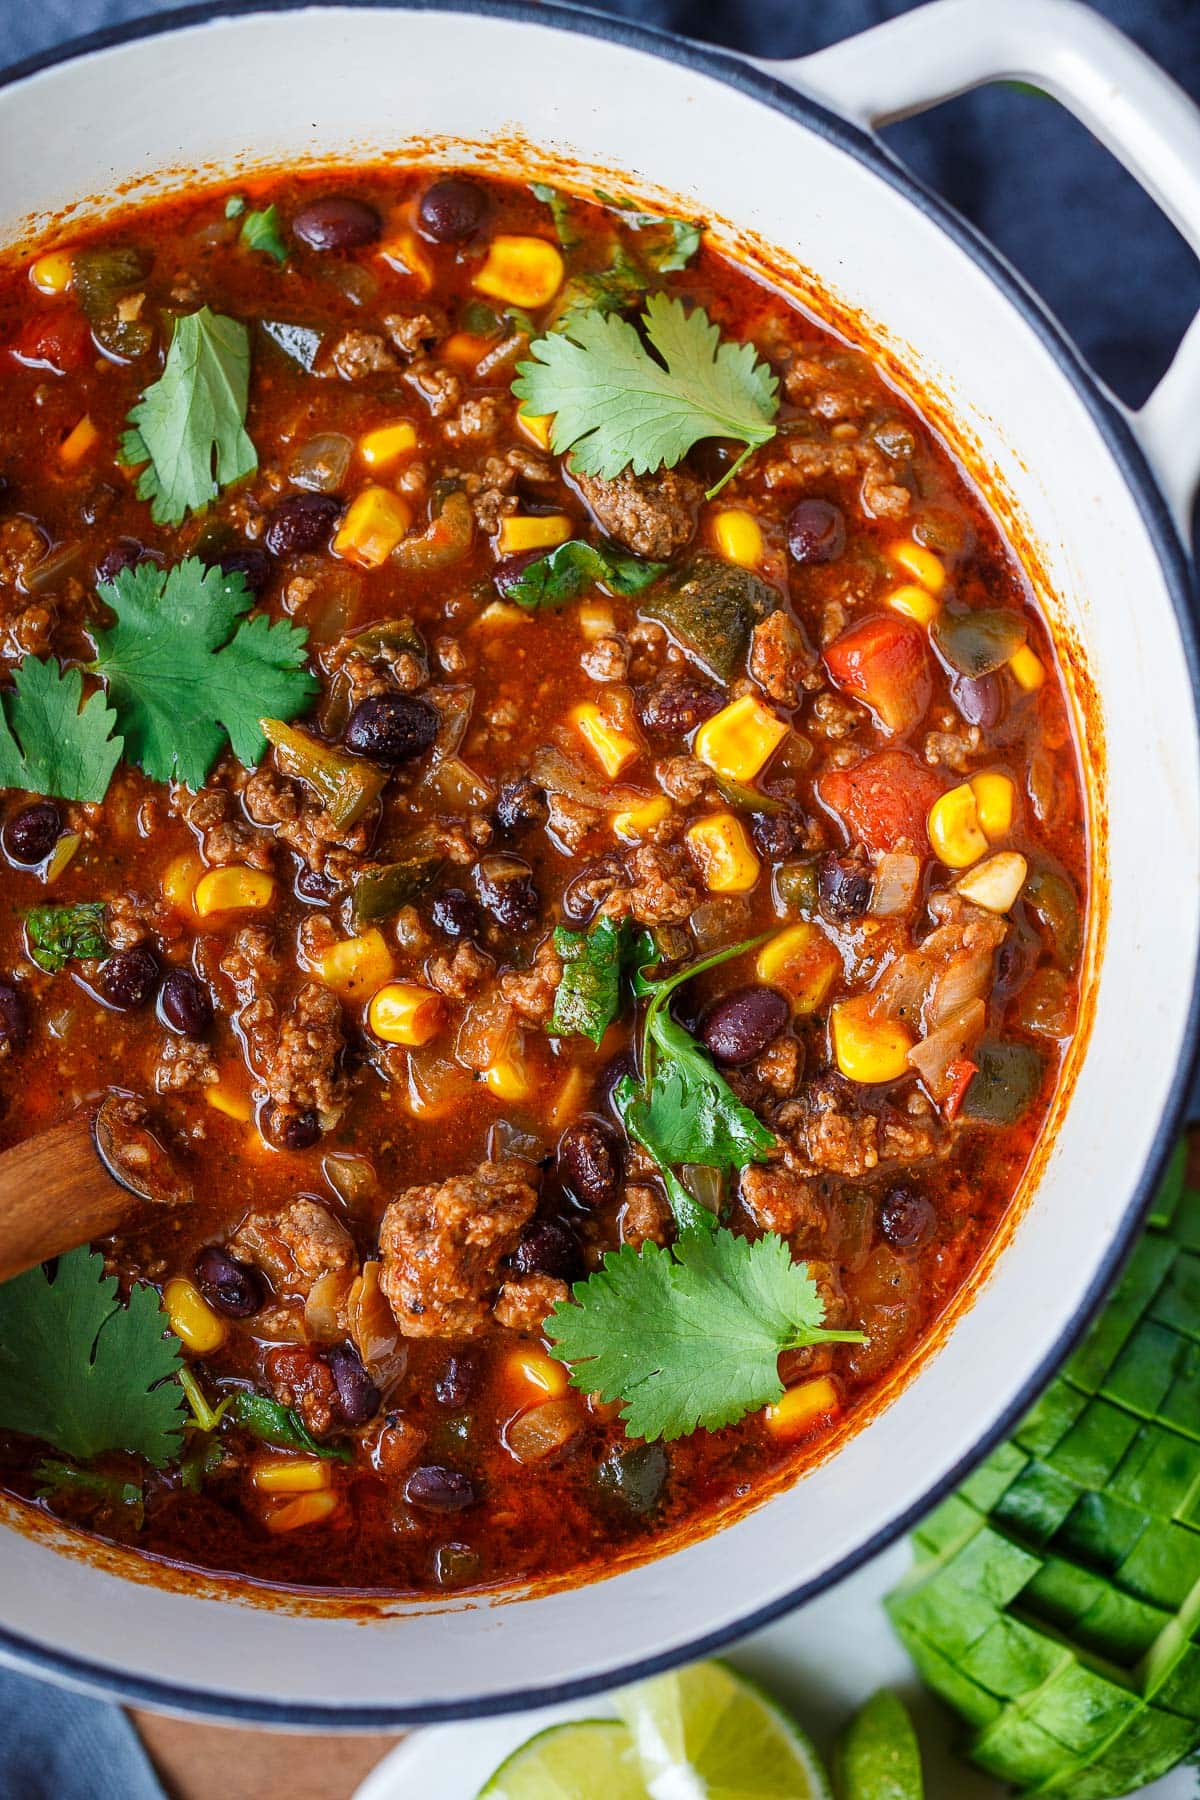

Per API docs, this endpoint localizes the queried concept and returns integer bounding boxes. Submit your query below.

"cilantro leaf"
[547,1230,863,1441]
[35,1459,145,1526]
[227,1390,351,1461]
[0,658,121,802]
[552,249,646,335]
[121,306,257,525]
[91,557,317,786]
[514,294,778,494]
[551,917,652,1045]
[0,1248,185,1466]
[529,181,580,251]
[25,901,108,972]
[505,539,665,610]
[594,188,702,272]
[239,205,288,265]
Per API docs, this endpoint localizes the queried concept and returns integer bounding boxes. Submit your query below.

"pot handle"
[757,0,1200,535]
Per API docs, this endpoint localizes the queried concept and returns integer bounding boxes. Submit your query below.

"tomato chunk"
[817,748,944,854]
[823,612,931,734]
[9,308,93,374]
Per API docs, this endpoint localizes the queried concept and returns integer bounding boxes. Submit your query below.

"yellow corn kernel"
[956,850,1028,914]
[506,1347,569,1403]
[368,980,446,1047]
[885,583,940,627]
[548,1064,588,1130]
[518,411,555,452]
[483,1048,533,1102]
[1009,643,1046,692]
[162,851,203,916]
[927,783,987,869]
[252,1456,332,1495]
[889,539,946,594]
[473,235,564,309]
[378,228,434,288]
[577,599,615,641]
[756,922,841,1015]
[58,414,99,468]
[333,487,413,570]
[572,702,640,779]
[970,771,1015,841]
[441,331,492,367]
[496,513,573,556]
[315,929,396,1001]
[712,507,764,568]
[193,866,276,917]
[830,996,914,1083]
[765,1376,841,1438]
[30,250,75,295]
[357,420,418,472]
[694,693,788,785]
[263,1489,339,1533]
[206,1083,253,1124]
[686,812,761,894]
[162,1277,227,1354]
[43,831,81,885]
[612,796,671,843]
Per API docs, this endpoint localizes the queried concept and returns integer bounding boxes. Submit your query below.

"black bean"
[292,196,382,252]
[328,1342,381,1426]
[405,1464,478,1513]
[261,1103,321,1151]
[495,775,548,834]
[194,1244,264,1319]
[787,498,845,566]
[513,1218,583,1281]
[950,671,1002,729]
[417,178,486,243]
[3,801,61,866]
[880,1186,936,1249]
[557,1116,622,1210]
[216,545,273,598]
[475,854,539,932]
[264,491,341,557]
[0,982,28,1053]
[295,866,340,904]
[430,887,478,941]
[818,851,872,920]
[750,811,805,861]
[560,855,625,925]
[699,985,789,1066]
[95,537,161,584]
[435,1352,480,1410]
[491,550,540,601]
[158,967,213,1038]
[594,1442,669,1516]
[345,693,439,764]
[99,946,159,1011]
[639,669,724,738]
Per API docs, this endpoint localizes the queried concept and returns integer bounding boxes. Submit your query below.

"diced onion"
[288,432,353,493]
[907,998,986,1099]
[870,852,921,918]
[455,991,516,1072]
[530,745,645,813]
[925,947,993,1029]
[505,1398,583,1465]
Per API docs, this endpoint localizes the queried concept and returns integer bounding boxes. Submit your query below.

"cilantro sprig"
[0,658,121,802]
[0,1248,185,1466]
[505,540,665,611]
[615,936,776,1232]
[550,917,654,1046]
[226,195,288,264]
[547,1229,863,1442]
[593,188,702,272]
[91,557,317,786]
[514,294,779,496]
[122,306,257,525]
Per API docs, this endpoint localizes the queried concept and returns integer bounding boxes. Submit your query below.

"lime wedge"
[836,1690,924,1800]
[478,1718,647,1799]
[616,1660,832,1799]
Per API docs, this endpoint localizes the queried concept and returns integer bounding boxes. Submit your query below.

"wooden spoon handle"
[0,1113,139,1284]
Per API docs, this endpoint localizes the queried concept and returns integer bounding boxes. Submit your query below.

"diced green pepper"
[961,1039,1045,1125]
[932,606,1027,677]
[261,717,386,830]
[1024,864,1082,968]
[73,245,154,359]
[643,553,778,682]
[226,1391,350,1461]
[774,856,819,918]
[351,832,444,925]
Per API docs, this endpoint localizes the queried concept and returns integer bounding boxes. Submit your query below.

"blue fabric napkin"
[0,0,1195,1786]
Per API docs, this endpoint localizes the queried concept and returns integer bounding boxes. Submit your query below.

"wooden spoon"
[0,1093,191,1284]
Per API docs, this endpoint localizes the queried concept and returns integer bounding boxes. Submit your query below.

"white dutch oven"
[0,0,1197,1727]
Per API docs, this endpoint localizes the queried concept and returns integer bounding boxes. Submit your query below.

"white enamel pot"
[0,0,1198,1728]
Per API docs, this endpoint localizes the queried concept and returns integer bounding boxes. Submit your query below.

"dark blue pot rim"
[0,0,1197,1733]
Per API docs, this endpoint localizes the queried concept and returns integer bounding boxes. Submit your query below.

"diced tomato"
[943,1057,979,1121]
[823,612,931,734]
[817,748,945,854]
[9,307,93,374]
